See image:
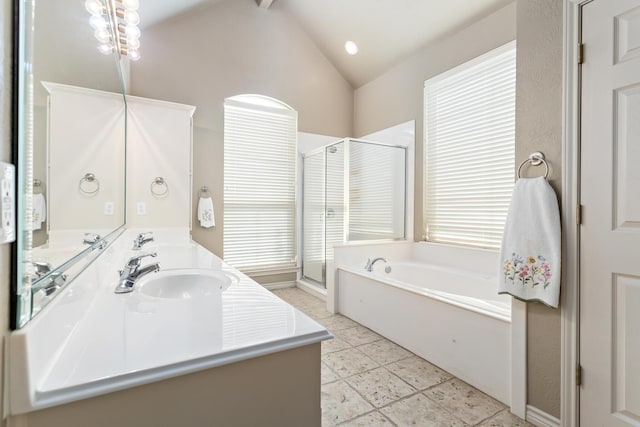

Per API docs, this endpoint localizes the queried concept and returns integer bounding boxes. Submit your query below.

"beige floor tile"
[334,326,383,346]
[319,315,359,332]
[424,379,505,425]
[381,393,468,427]
[322,337,352,355]
[322,348,379,378]
[386,356,452,390]
[301,303,334,320]
[345,367,416,408]
[476,410,533,427]
[322,380,374,426]
[322,361,340,385]
[338,411,394,426]
[357,339,413,365]
[272,287,323,307]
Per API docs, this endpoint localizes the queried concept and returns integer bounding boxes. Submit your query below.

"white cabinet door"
[581,0,640,425]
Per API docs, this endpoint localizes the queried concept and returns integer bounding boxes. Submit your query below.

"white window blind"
[424,41,516,249]
[224,97,297,271]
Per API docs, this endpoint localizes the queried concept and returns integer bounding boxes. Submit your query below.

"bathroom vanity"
[9,229,331,426]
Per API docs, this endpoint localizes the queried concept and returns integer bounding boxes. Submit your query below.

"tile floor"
[272,287,533,427]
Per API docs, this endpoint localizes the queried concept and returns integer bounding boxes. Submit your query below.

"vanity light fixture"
[345,40,358,55]
[85,0,141,61]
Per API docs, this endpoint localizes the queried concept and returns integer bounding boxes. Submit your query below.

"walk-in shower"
[301,138,406,287]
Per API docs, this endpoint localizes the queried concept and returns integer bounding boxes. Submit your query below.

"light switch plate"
[136,202,146,215]
[104,202,114,216]
[0,161,16,244]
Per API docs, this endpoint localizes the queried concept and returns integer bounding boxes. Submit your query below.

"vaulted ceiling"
[138,0,513,88]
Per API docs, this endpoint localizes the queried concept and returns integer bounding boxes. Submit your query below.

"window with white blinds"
[223,96,297,271]
[424,41,516,249]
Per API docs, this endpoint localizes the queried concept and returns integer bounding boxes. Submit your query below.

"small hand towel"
[198,196,215,228]
[32,193,47,230]
[498,177,561,308]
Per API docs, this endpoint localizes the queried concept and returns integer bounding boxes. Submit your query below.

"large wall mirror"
[14,0,128,328]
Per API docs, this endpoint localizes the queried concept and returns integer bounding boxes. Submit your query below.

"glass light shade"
[126,38,140,49]
[122,0,139,10]
[89,15,107,30]
[94,29,111,43]
[125,25,141,39]
[128,49,141,61]
[85,0,104,15]
[345,41,358,55]
[124,10,140,25]
[97,43,114,55]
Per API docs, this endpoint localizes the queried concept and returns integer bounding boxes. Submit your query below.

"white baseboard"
[296,279,327,301]
[262,281,296,290]
[526,405,561,427]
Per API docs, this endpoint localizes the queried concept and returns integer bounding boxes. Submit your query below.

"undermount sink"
[136,269,235,299]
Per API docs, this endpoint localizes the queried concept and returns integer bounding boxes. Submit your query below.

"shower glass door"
[348,140,406,241]
[302,151,325,284]
[325,142,345,267]
[302,139,404,287]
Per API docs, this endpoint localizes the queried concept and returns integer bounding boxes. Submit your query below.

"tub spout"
[365,257,387,272]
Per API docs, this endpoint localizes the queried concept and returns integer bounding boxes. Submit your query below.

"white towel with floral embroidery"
[498,177,561,308]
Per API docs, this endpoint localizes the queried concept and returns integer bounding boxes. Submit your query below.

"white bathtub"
[337,259,511,404]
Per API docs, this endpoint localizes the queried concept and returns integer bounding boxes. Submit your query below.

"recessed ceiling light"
[345,41,358,55]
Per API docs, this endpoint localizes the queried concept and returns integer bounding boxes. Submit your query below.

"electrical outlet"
[104,202,114,215]
[0,161,15,244]
[136,202,146,215]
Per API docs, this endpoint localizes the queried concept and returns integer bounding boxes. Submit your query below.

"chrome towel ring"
[150,177,169,198]
[79,173,100,195]
[517,151,549,179]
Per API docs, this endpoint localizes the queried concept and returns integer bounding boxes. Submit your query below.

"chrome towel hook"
[79,173,100,195]
[150,176,169,198]
[517,151,549,179]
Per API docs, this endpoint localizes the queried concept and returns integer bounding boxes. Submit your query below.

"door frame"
[562,1,592,426]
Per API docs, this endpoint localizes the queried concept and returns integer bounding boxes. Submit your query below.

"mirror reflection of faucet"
[132,232,154,250]
[364,257,387,272]
[83,233,106,249]
[115,253,160,294]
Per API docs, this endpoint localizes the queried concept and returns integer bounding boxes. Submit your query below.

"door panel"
[581,0,640,426]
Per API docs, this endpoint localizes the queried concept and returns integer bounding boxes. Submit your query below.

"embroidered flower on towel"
[201,210,212,222]
[503,253,552,288]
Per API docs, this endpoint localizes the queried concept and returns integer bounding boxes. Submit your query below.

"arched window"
[223,95,298,271]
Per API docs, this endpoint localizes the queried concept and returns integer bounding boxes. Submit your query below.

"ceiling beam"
[256,0,274,9]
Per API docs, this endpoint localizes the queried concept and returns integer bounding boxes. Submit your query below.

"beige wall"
[353,3,517,242]
[516,0,563,418]
[130,0,353,258]
[1,0,12,424]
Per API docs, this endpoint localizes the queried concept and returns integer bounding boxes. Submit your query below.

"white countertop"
[10,228,331,414]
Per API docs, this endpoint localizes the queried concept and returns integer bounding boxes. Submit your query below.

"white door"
[581,0,640,426]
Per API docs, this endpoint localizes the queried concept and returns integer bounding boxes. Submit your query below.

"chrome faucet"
[132,232,154,250]
[83,233,106,249]
[115,253,160,294]
[32,261,53,277]
[32,271,67,296]
[364,257,387,272]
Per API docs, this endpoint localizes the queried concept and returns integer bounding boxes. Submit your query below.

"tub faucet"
[365,257,387,272]
[115,253,160,294]
[132,232,154,250]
